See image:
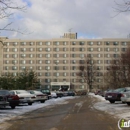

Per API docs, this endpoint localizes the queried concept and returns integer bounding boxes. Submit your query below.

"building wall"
[0,34,129,90]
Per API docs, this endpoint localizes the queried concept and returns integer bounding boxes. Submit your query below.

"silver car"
[9,90,36,105]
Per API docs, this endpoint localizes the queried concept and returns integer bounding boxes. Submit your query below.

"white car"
[28,90,48,103]
[9,90,36,105]
[121,91,130,105]
[51,91,57,98]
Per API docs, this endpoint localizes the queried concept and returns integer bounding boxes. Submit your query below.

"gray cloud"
[1,0,129,39]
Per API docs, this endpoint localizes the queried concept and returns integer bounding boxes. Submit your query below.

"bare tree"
[113,0,130,15]
[0,0,27,34]
[77,55,98,92]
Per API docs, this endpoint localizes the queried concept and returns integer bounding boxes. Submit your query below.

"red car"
[105,87,130,103]
[0,90,19,109]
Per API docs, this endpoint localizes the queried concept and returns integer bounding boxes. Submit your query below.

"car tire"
[11,105,15,109]
[41,100,45,103]
[109,100,115,103]
[127,102,130,105]
[28,103,32,105]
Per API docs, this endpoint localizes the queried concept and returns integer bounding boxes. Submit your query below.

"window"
[106,48,110,51]
[54,60,59,64]
[63,48,67,51]
[46,42,51,45]
[6,54,9,58]
[46,60,51,64]
[79,48,84,51]
[21,66,26,70]
[106,54,110,58]
[72,60,76,64]
[29,54,33,58]
[55,54,59,58]
[63,60,67,64]
[97,48,101,51]
[21,54,26,58]
[72,73,76,76]
[30,48,34,51]
[30,42,33,45]
[45,72,50,76]
[88,48,93,51]
[122,42,127,46]
[38,54,42,58]
[97,42,101,45]
[12,54,17,58]
[45,66,51,70]
[72,54,76,58]
[21,60,26,64]
[12,66,17,70]
[13,42,18,46]
[29,66,33,70]
[114,48,118,52]
[21,48,26,52]
[72,79,76,82]
[38,42,42,45]
[55,42,59,45]
[106,60,110,64]
[88,54,93,57]
[72,48,76,51]
[72,42,76,45]
[79,60,85,64]
[38,72,42,76]
[6,48,9,52]
[113,54,118,58]
[46,54,51,58]
[113,42,118,45]
[122,48,127,52]
[89,42,93,45]
[54,72,59,76]
[38,66,42,70]
[97,66,101,70]
[39,48,43,51]
[54,66,59,70]
[45,79,51,83]
[72,66,76,70]
[63,73,67,76]
[97,54,101,58]
[21,42,26,45]
[30,60,33,64]
[80,54,84,58]
[63,54,67,58]
[79,41,84,45]
[46,48,51,51]
[38,60,42,64]
[5,66,9,70]
[106,42,109,45]
[63,42,67,45]
[97,60,101,64]
[12,48,18,52]
[54,48,59,51]
[12,60,17,64]
[5,60,9,64]
[63,66,67,70]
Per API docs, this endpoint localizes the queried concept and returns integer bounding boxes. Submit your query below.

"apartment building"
[0,33,129,90]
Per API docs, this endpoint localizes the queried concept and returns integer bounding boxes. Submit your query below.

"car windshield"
[42,90,50,93]
[0,90,8,95]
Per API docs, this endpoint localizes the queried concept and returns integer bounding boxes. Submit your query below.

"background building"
[0,33,129,90]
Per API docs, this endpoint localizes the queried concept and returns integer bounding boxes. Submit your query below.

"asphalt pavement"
[4,96,119,130]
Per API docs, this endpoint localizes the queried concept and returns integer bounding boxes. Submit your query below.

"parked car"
[37,89,51,99]
[0,90,19,109]
[105,87,130,103]
[0,95,9,108]
[56,91,64,98]
[66,90,75,96]
[28,90,48,103]
[51,91,57,98]
[9,90,36,105]
[121,88,130,105]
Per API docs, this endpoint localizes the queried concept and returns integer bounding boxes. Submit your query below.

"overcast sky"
[0,0,130,39]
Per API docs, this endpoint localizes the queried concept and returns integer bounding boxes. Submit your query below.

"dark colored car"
[105,87,130,103]
[37,89,51,99]
[64,90,75,96]
[0,90,19,109]
[0,95,9,107]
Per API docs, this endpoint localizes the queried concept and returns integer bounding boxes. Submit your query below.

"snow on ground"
[0,96,75,124]
[89,93,130,120]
